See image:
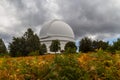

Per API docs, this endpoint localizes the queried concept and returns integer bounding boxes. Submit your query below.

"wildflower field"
[0,50,120,80]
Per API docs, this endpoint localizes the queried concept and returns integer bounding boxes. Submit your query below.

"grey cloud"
[0,0,120,46]
[8,0,25,10]
[8,0,47,27]
[0,0,48,44]
[0,32,12,43]
[57,0,120,39]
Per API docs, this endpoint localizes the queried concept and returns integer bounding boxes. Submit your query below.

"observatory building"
[39,19,75,53]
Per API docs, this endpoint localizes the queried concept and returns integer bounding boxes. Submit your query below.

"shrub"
[45,54,90,80]
[88,51,119,80]
[107,46,116,54]
[64,42,77,53]
[0,53,10,58]
[28,51,40,56]
[65,47,76,54]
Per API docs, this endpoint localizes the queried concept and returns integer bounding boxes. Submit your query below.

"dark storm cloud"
[7,0,47,27]
[0,32,12,46]
[57,0,120,39]
[0,0,48,43]
[1,0,120,46]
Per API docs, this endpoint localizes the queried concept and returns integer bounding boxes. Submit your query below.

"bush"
[65,48,76,54]
[88,51,119,80]
[107,46,116,54]
[28,51,40,56]
[45,54,90,80]
[1,52,120,79]
[0,53,10,58]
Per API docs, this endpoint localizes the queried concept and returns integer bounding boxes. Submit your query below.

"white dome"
[39,19,75,42]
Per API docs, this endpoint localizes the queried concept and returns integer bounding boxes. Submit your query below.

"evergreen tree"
[98,40,109,50]
[107,45,115,54]
[40,44,47,54]
[23,28,41,55]
[0,38,7,53]
[79,37,93,53]
[113,38,120,50]
[92,40,109,50]
[64,42,77,53]
[24,28,41,53]
[9,28,41,57]
[50,40,60,53]
[92,40,99,50]
[9,37,26,57]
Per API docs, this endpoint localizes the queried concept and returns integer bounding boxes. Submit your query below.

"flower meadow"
[0,51,120,80]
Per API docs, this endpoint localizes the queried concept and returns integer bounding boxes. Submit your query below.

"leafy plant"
[45,54,90,80]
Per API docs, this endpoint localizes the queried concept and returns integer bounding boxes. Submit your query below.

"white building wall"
[41,41,51,53]
[60,41,67,51]
[41,40,68,53]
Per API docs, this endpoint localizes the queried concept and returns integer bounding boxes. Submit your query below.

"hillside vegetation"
[0,50,120,80]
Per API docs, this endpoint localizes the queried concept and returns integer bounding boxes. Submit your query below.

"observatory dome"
[39,19,75,53]
[40,19,74,42]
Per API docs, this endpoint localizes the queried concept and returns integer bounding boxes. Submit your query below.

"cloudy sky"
[0,0,120,46]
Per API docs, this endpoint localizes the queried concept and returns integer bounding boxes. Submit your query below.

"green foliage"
[23,28,41,53]
[9,28,41,57]
[105,38,120,54]
[113,38,120,50]
[9,37,26,57]
[64,42,77,53]
[116,50,120,54]
[0,38,7,54]
[90,49,112,60]
[50,40,60,53]
[79,37,109,53]
[45,54,90,80]
[28,51,40,56]
[97,49,104,57]
[107,45,116,54]
[0,53,10,58]
[65,48,76,54]
[88,51,119,80]
[92,40,109,50]
[80,37,93,52]
[40,44,47,55]
[0,56,52,79]
[0,53,120,79]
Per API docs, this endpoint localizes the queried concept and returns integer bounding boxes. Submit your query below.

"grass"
[0,51,120,80]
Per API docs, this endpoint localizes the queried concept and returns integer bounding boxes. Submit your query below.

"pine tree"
[92,40,109,50]
[40,44,47,54]
[79,37,93,53]
[9,28,41,57]
[9,37,26,57]
[24,28,40,53]
[0,38,7,53]
[113,38,120,50]
[50,40,60,53]
[64,41,77,53]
